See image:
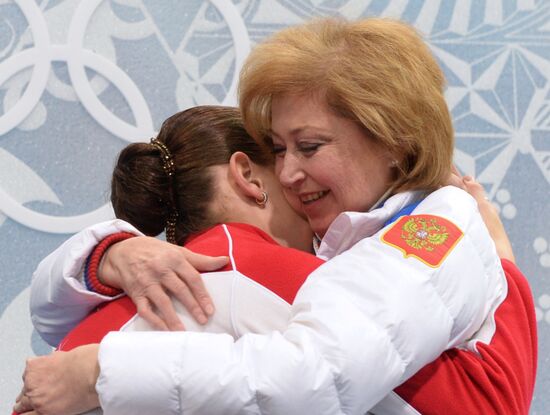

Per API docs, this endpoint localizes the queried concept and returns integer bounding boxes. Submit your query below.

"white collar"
[315,191,423,260]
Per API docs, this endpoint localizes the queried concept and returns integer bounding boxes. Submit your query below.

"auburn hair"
[239,18,454,193]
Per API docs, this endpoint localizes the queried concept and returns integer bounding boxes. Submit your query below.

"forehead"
[271,93,340,137]
[272,92,328,119]
[270,93,371,146]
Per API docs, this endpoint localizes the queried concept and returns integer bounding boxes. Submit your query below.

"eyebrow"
[269,126,331,138]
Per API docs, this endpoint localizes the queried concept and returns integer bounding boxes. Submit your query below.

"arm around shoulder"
[95,188,509,414]
[31,219,142,346]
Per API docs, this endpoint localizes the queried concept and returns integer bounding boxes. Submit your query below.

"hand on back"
[100,236,228,330]
[461,176,515,263]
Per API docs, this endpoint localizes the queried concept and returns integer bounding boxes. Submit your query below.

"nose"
[277,152,306,188]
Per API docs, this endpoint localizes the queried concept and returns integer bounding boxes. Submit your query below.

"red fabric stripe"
[186,224,324,304]
[58,297,136,351]
[395,259,537,415]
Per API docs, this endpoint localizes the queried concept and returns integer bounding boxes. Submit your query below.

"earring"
[255,191,268,206]
[390,159,398,167]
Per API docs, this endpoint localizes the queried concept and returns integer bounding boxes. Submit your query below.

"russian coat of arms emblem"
[381,214,463,267]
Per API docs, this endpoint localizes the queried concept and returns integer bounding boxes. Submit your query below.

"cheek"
[348,162,392,209]
[283,187,303,214]
[274,158,284,179]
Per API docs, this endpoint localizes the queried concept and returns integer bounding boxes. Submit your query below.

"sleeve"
[30,219,142,346]
[394,259,537,415]
[96,214,504,415]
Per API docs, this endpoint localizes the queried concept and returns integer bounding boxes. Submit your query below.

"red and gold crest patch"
[381,214,463,268]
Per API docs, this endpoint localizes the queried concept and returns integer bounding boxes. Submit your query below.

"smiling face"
[270,93,394,237]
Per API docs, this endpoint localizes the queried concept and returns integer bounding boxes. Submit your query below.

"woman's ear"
[228,152,265,201]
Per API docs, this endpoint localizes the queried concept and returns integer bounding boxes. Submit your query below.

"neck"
[368,185,395,212]
[219,201,313,253]
[270,226,314,253]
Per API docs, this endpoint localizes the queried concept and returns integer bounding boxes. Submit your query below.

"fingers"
[183,248,229,272]
[15,350,101,415]
[447,165,466,190]
[149,284,190,330]
[135,296,170,331]
[162,275,207,326]
[462,176,488,201]
[463,176,496,217]
[448,174,466,190]
[137,272,208,330]
[13,393,33,414]
[104,237,222,328]
[180,248,226,316]
[463,176,516,263]
[451,164,462,178]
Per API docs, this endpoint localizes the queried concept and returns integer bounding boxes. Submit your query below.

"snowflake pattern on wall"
[1,1,548,413]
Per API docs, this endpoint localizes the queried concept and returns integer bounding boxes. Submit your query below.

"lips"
[301,190,329,205]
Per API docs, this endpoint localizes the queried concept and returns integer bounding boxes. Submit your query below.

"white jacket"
[30,186,507,414]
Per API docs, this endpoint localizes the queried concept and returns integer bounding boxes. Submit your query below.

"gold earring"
[255,192,268,206]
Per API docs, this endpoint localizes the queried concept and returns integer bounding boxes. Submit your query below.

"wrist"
[74,344,101,409]
[83,368,101,410]
[99,244,121,289]
[85,232,135,296]
[87,348,101,407]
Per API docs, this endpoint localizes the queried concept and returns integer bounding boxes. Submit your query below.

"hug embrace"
[16,17,536,415]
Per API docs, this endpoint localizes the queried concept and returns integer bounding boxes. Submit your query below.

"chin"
[310,222,329,239]
[307,214,335,239]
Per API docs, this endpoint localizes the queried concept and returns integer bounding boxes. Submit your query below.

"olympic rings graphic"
[0,0,251,233]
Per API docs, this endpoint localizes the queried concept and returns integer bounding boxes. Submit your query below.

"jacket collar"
[315,191,424,260]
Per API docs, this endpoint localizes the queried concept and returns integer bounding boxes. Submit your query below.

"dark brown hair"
[111,106,272,244]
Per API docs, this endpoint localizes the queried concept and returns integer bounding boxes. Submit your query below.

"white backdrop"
[0,0,548,413]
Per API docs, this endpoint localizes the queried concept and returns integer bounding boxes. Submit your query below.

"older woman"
[20,18,535,415]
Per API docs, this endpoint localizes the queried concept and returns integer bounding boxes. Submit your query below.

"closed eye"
[298,143,321,155]
[272,145,286,156]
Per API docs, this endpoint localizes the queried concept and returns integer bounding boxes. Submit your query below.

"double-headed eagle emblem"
[401,216,449,251]
[381,214,463,267]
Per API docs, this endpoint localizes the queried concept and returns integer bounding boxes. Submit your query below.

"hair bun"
[111,142,173,236]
